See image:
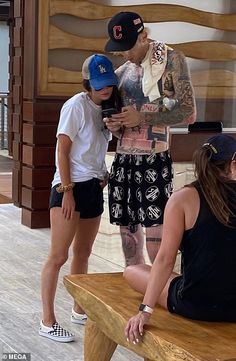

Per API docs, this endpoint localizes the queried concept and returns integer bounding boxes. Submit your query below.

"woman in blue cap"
[39,54,121,342]
[124,134,236,343]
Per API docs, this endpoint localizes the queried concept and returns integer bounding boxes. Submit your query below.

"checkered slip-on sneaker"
[39,320,75,342]
[71,308,87,325]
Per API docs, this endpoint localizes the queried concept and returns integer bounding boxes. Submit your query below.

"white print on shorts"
[111,203,123,218]
[113,186,124,201]
[162,166,169,181]
[115,167,125,182]
[134,171,143,184]
[136,188,142,202]
[146,205,162,220]
[146,153,157,164]
[138,207,146,222]
[145,186,160,201]
[144,169,158,183]
[165,182,173,198]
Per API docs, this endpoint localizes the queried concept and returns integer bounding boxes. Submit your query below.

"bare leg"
[120,224,145,266]
[123,264,179,309]
[146,225,163,264]
[41,207,79,326]
[71,216,101,313]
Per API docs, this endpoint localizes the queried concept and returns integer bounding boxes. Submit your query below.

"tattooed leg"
[146,225,163,263]
[120,225,145,266]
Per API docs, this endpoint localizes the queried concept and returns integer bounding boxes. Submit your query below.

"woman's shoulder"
[168,185,199,206]
[166,185,200,229]
[63,92,86,108]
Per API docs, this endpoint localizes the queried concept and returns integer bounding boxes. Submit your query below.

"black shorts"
[108,151,173,228]
[49,178,104,219]
[167,276,236,322]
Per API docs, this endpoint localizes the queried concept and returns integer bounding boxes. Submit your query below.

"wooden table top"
[64,272,236,361]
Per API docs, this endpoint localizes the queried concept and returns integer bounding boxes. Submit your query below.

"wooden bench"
[64,272,236,361]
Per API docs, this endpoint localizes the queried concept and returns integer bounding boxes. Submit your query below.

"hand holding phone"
[102,108,118,118]
[102,108,122,132]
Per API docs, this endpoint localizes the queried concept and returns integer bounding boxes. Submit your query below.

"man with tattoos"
[104,11,196,266]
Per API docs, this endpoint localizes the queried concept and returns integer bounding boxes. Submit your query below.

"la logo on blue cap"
[99,64,107,74]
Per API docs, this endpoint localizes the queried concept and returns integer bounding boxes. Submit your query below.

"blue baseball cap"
[203,134,236,162]
[82,54,118,90]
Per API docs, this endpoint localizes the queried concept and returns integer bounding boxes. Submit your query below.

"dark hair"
[101,85,123,112]
[190,146,236,226]
[82,80,122,111]
[83,79,91,91]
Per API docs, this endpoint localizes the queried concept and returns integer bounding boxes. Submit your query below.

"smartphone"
[102,108,118,118]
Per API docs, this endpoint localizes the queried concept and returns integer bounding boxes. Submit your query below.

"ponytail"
[192,146,236,226]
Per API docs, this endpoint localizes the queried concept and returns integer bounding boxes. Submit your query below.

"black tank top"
[178,182,236,308]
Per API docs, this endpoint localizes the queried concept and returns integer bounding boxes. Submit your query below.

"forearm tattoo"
[146,237,162,243]
[143,51,196,126]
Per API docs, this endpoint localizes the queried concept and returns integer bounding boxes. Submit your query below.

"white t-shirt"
[52,92,111,187]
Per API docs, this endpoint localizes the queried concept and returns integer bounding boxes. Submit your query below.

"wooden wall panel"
[11,0,24,207]
[11,0,65,228]
[7,2,14,157]
[12,0,236,228]
[12,114,20,133]
[21,209,50,229]
[14,0,23,18]
[22,124,57,145]
[12,168,21,203]
[23,101,63,123]
[22,167,54,188]
[23,0,36,100]
[20,99,63,227]
[22,145,55,167]
[38,1,236,99]
[13,56,22,76]
[21,187,50,209]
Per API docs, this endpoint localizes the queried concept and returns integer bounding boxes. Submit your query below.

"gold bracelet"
[56,182,75,193]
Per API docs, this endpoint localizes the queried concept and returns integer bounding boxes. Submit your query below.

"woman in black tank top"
[123,134,236,343]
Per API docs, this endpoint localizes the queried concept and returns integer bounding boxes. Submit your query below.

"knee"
[123,265,136,283]
[48,253,68,268]
[72,243,92,260]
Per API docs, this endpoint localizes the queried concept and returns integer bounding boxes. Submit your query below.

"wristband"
[56,182,75,193]
[139,303,154,314]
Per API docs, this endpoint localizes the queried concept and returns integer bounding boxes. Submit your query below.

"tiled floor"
[0,154,194,360]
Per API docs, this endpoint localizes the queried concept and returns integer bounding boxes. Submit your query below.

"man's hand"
[111,106,143,128]
[99,172,109,189]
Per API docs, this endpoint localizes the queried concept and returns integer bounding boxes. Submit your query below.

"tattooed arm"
[142,51,196,126]
[113,51,196,128]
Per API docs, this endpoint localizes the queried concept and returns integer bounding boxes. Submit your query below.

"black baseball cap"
[203,134,236,162]
[105,12,144,52]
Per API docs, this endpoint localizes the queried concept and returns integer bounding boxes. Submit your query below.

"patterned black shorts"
[49,178,104,219]
[108,151,173,227]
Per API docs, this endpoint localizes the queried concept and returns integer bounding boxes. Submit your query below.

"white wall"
[0,22,9,93]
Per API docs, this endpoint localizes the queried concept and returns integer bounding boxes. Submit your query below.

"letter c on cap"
[113,25,122,40]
